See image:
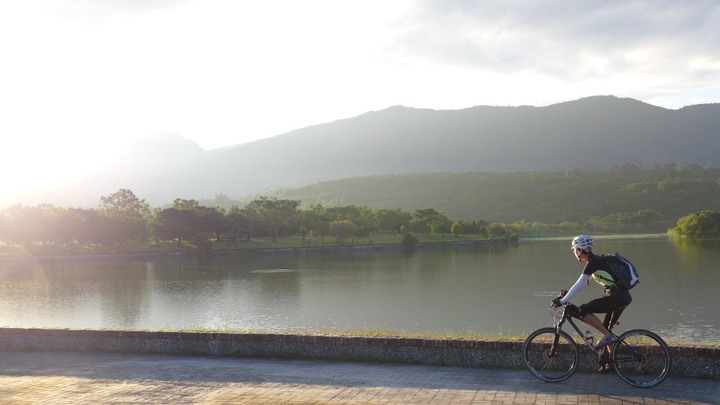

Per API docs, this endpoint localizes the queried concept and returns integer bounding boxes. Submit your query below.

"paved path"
[0,351,717,404]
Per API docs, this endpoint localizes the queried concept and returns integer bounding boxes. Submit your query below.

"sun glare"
[2,131,116,204]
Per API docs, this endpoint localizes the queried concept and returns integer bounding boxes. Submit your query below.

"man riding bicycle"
[551,235,632,349]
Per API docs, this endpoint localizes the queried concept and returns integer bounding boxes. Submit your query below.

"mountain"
[11,96,720,207]
[162,96,719,201]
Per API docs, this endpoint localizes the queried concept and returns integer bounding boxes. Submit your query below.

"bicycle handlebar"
[550,289,569,308]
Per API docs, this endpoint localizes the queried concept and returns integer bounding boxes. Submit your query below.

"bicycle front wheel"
[523,327,579,382]
[612,329,672,387]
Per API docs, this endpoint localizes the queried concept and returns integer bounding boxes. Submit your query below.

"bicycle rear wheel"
[523,327,579,382]
[612,329,671,387]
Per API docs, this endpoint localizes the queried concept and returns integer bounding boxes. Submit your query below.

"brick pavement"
[0,351,717,405]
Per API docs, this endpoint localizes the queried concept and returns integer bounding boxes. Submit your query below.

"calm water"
[0,237,717,342]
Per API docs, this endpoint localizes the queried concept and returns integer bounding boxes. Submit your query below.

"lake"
[0,237,717,342]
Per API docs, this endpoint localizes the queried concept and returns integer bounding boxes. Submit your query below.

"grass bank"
[158,325,524,342]
[0,233,495,258]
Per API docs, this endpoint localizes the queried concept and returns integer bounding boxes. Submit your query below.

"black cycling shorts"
[578,288,632,318]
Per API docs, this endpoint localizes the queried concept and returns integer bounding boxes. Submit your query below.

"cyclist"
[551,235,632,349]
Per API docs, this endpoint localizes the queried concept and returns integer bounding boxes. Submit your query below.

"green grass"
[151,325,719,346]
[214,233,489,250]
[0,233,495,257]
[155,325,525,341]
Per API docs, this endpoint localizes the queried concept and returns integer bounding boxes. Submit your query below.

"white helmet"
[571,235,594,251]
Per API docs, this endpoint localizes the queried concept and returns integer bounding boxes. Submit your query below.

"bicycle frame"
[552,304,597,352]
[552,303,626,369]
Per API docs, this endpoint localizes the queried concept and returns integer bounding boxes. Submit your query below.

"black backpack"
[602,252,640,290]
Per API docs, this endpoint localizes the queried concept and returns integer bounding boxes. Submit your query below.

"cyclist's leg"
[599,308,623,368]
[578,296,615,336]
[605,290,632,332]
[604,306,629,332]
[602,311,613,331]
[603,309,620,331]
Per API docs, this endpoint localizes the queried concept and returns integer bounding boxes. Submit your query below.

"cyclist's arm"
[560,274,589,304]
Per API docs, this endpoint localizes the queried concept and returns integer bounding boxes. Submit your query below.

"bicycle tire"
[612,329,672,387]
[523,327,579,382]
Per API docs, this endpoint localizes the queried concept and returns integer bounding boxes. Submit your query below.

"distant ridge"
[10,96,720,208]
[267,168,720,224]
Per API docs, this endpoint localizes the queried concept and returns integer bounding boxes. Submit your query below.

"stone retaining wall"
[0,328,717,379]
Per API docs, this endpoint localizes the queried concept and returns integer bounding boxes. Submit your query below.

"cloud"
[383,0,720,86]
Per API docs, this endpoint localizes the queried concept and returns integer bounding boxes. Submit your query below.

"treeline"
[0,188,692,249]
[0,190,489,247]
[265,163,720,226]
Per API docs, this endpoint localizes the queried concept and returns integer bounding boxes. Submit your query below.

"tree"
[313,221,331,243]
[246,197,300,241]
[225,205,253,241]
[195,206,231,240]
[453,219,488,237]
[329,220,357,245]
[412,208,452,233]
[401,231,418,250]
[72,208,113,245]
[408,218,430,233]
[98,189,151,244]
[450,221,463,237]
[325,205,376,236]
[375,208,412,234]
[627,209,672,233]
[152,208,203,245]
[508,220,531,235]
[0,204,50,245]
[297,204,331,243]
[488,222,506,238]
[172,198,201,211]
[45,205,84,245]
[672,211,720,239]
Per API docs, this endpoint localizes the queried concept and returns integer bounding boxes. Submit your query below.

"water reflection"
[0,238,717,342]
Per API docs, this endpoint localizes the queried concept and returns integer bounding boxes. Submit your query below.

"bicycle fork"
[549,334,560,357]
[549,319,566,357]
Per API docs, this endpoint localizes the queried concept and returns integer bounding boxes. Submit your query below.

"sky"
[1,0,719,201]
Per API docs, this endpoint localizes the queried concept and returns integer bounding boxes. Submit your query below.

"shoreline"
[0,238,512,262]
[0,234,672,261]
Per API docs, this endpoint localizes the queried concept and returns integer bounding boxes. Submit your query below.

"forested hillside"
[267,164,720,227]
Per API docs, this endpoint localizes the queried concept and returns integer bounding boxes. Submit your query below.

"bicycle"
[523,291,672,387]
